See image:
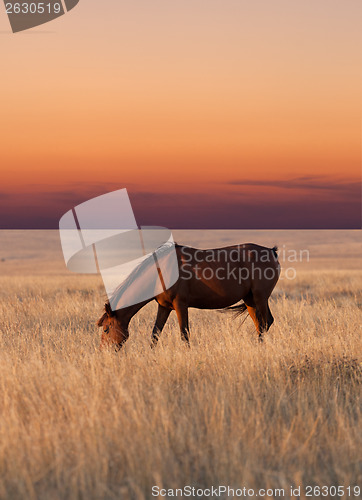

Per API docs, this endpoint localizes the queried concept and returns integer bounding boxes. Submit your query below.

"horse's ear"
[97,312,107,327]
[97,303,115,326]
[105,303,114,317]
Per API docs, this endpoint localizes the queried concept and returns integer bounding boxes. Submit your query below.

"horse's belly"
[188,297,240,309]
[188,280,249,309]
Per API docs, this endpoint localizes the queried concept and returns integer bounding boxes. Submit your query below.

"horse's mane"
[108,243,178,309]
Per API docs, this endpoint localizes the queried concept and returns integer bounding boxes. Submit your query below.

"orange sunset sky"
[0,0,361,228]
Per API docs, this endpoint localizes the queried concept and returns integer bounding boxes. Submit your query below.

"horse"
[97,243,280,350]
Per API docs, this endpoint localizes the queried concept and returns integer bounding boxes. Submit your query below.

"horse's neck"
[112,247,175,326]
[115,298,153,329]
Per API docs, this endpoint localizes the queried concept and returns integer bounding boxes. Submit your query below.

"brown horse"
[97,243,280,349]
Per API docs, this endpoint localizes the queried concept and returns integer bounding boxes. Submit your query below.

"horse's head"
[97,303,129,350]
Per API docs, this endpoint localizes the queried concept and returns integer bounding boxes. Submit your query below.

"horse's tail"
[220,302,248,320]
[272,245,278,258]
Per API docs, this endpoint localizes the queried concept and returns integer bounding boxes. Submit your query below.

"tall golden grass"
[0,231,361,499]
[0,269,361,500]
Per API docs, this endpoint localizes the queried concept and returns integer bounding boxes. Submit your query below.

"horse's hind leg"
[151,304,171,347]
[174,301,190,346]
[253,293,274,342]
[267,304,274,329]
[244,293,270,342]
[244,303,264,341]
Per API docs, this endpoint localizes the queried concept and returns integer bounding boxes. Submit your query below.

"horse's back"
[158,243,280,309]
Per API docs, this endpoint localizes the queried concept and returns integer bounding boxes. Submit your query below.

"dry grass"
[0,232,361,499]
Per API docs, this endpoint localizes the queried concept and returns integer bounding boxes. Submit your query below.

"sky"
[0,0,361,228]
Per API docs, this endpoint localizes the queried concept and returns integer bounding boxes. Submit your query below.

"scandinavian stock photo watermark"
[3,0,79,32]
[179,245,309,284]
[151,484,361,498]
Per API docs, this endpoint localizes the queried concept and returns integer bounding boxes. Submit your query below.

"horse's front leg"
[174,301,190,346]
[151,304,171,347]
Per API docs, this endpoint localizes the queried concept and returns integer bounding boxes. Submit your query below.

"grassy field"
[0,231,361,499]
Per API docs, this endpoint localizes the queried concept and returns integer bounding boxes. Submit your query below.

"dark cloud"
[130,191,361,229]
[228,176,361,198]
[0,180,360,229]
[0,192,11,200]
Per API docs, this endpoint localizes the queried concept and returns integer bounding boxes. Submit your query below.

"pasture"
[0,230,361,499]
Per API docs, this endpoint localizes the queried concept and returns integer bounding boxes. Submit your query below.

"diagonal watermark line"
[72,208,86,250]
[59,0,68,13]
